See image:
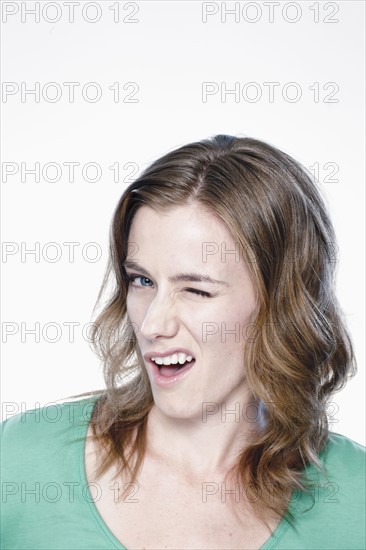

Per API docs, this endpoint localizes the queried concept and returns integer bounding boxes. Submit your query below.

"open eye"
[125,274,212,298]
[126,275,153,287]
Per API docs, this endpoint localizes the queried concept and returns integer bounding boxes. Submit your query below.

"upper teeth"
[151,353,193,366]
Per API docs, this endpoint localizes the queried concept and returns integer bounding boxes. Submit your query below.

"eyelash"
[125,275,212,298]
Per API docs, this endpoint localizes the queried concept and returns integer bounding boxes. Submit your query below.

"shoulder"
[1,394,100,436]
[325,430,365,457]
[1,395,101,476]
[320,431,365,484]
[268,433,366,549]
[0,394,108,549]
[304,430,366,503]
[292,431,365,546]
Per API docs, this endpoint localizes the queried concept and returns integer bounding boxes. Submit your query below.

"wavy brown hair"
[68,134,356,528]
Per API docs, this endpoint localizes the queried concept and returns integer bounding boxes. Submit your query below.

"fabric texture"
[1,395,365,549]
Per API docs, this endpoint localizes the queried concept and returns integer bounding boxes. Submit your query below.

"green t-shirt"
[1,395,365,549]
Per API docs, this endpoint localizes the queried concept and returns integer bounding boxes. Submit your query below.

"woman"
[2,134,365,549]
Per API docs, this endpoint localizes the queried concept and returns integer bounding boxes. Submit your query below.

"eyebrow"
[122,260,229,286]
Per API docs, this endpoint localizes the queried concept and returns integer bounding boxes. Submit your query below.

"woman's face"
[125,203,257,420]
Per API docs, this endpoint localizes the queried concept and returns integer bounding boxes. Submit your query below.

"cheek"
[207,304,256,351]
[126,292,144,324]
[217,300,256,325]
[126,303,147,345]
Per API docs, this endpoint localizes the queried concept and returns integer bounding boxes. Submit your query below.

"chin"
[154,399,201,422]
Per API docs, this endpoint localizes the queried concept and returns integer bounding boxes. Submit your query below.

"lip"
[143,348,196,388]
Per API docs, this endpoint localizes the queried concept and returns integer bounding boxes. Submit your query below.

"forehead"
[128,204,233,249]
[127,204,247,277]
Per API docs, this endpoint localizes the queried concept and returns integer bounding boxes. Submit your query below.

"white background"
[1,1,365,444]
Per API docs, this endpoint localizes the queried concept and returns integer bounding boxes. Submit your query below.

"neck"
[145,390,264,483]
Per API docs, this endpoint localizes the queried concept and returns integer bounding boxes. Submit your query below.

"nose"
[140,292,179,340]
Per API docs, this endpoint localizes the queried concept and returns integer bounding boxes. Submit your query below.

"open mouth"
[152,357,196,377]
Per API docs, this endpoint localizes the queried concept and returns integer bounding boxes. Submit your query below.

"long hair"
[69,134,356,526]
